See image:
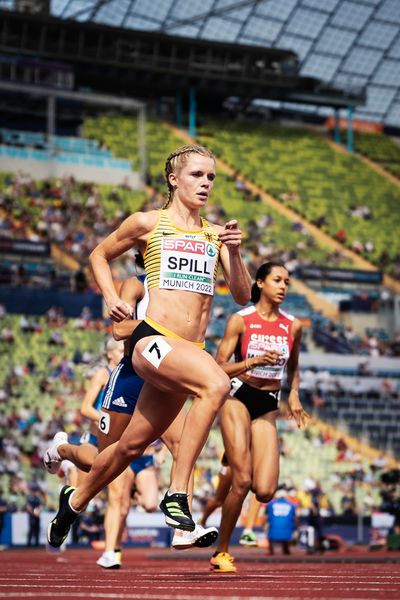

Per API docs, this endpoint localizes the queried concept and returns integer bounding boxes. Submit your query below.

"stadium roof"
[2,0,400,127]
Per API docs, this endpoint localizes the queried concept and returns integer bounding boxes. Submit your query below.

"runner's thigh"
[98,410,132,451]
[117,382,187,451]
[133,336,229,397]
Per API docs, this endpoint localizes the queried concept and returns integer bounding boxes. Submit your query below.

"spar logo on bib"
[163,238,206,254]
[160,236,217,295]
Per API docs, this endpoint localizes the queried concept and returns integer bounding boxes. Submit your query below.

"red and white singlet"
[236,305,295,381]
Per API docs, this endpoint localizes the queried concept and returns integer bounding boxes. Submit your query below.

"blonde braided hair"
[162,144,215,209]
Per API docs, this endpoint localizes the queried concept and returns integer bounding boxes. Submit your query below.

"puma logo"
[279,323,289,334]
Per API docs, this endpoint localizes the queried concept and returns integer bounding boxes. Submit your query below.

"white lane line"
[1,573,399,581]
[3,579,397,584]
[0,592,328,600]
[1,578,399,587]
[0,583,399,594]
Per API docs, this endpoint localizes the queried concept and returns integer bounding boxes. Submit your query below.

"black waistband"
[129,320,164,360]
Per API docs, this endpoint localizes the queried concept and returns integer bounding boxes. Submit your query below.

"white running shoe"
[96,551,121,569]
[43,432,68,474]
[172,524,218,550]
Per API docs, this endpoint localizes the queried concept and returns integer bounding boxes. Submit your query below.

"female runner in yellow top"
[47,144,252,547]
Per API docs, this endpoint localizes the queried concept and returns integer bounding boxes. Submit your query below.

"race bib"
[142,336,173,368]
[98,411,110,435]
[246,339,289,380]
[159,236,217,295]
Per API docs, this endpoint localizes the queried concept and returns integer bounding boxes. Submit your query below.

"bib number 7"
[149,342,161,360]
[142,336,173,368]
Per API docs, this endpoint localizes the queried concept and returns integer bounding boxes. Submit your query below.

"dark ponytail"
[251,261,287,303]
[250,282,261,304]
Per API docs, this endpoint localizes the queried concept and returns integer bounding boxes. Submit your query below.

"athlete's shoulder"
[120,275,145,300]
[237,305,256,317]
[204,219,224,235]
[136,210,160,228]
[91,365,110,384]
[224,311,246,335]
[291,317,303,337]
[119,210,159,236]
[206,219,221,229]
[279,309,302,340]
[278,308,295,322]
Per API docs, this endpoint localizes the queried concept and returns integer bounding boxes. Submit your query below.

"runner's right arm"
[89,211,156,321]
[112,276,145,341]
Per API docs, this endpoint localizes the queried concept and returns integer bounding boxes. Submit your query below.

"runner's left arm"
[286,320,309,428]
[218,220,252,306]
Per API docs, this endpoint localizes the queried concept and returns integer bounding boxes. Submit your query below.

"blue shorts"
[101,356,144,415]
[130,455,154,475]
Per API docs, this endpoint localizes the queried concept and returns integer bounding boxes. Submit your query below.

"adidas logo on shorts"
[112,396,128,408]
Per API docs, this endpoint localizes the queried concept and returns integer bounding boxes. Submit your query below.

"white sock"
[167,489,186,496]
[103,550,116,559]
[68,491,81,514]
[243,528,253,535]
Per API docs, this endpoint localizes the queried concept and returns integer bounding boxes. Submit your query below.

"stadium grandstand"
[0,1,400,596]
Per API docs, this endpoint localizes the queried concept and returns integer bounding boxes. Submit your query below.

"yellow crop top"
[143,210,222,296]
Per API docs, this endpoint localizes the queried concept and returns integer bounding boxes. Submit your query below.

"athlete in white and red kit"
[209,261,310,573]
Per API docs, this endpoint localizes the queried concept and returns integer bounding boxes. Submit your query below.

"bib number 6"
[98,410,110,434]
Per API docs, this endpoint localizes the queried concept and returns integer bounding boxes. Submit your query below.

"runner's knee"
[165,437,179,460]
[141,498,158,512]
[203,372,231,409]
[120,497,131,521]
[232,474,252,498]
[108,485,124,506]
[116,440,146,463]
[255,484,277,504]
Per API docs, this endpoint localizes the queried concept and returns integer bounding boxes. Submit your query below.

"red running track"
[0,546,400,600]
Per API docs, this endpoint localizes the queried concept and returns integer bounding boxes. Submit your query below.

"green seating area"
[211,172,350,268]
[279,423,381,514]
[353,131,400,180]
[3,117,399,277]
[0,314,106,419]
[0,171,146,234]
[197,120,400,277]
[0,313,109,505]
[83,115,185,189]
[82,115,354,270]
